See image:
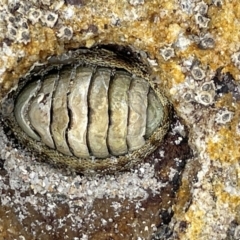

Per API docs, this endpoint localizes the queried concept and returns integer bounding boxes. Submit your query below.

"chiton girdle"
[1,47,171,174]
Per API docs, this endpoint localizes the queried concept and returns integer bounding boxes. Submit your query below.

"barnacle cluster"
[176,59,216,106]
[0,1,73,46]
[0,9,30,44]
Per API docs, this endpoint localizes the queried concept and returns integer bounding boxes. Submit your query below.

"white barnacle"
[183,91,194,102]
[195,91,214,106]
[198,33,215,50]
[194,1,208,15]
[191,66,206,81]
[57,26,73,40]
[195,13,210,28]
[201,81,215,91]
[179,0,193,14]
[28,9,42,25]
[215,109,234,124]
[43,11,58,28]
[19,30,31,44]
[6,26,17,40]
[160,46,175,61]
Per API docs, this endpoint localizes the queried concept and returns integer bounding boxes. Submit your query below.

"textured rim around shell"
[2,47,171,175]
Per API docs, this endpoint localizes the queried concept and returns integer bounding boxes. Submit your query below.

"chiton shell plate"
[2,47,170,174]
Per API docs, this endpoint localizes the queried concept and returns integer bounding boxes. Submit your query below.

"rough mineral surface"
[0,0,240,239]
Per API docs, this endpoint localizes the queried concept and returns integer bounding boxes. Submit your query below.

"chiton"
[2,47,170,174]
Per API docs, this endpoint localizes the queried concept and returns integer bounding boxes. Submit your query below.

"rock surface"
[0,0,239,239]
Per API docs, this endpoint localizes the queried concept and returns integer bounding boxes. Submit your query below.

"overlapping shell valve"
[2,47,171,174]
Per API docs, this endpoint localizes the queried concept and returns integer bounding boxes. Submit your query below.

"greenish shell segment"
[67,66,92,158]
[14,81,41,141]
[51,68,72,156]
[127,77,149,152]
[108,71,131,156]
[28,74,56,149]
[87,68,111,158]
[146,88,164,138]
